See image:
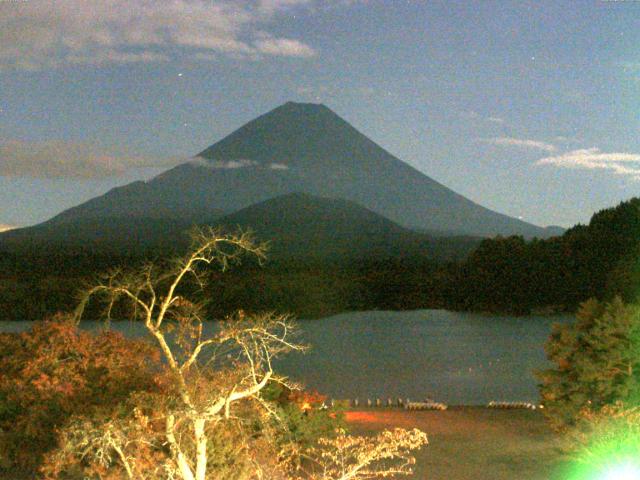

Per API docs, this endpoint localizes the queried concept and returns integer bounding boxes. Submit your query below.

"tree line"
[445,197,640,314]
[1,198,639,320]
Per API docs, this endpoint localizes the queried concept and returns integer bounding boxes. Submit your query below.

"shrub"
[0,314,160,475]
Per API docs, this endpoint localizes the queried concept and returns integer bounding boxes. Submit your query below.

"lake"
[0,309,572,405]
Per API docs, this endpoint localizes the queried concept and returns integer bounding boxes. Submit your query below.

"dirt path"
[345,407,567,480]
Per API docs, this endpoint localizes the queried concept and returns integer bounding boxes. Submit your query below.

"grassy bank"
[345,407,567,480]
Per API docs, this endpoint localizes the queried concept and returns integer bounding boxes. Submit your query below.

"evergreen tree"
[537,298,640,431]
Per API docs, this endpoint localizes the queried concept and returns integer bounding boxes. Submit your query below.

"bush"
[0,315,160,475]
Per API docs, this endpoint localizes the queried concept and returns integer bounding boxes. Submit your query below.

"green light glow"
[558,405,640,480]
[563,459,640,480]
[601,463,640,480]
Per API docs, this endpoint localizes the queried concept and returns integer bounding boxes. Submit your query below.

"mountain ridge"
[0,192,480,261]
[214,192,480,260]
[2,101,563,242]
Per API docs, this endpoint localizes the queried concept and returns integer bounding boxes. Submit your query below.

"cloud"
[188,158,290,170]
[254,35,316,58]
[189,158,258,169]
[536,148,640,180]
[66,50,170,66]
[0,139,179,179]
[0,0,316,70]
[190,52,218,62]
[483,137,557,153]
[0,224,17,233]
[486,116,504,124]
[269,162,289,170]
[461,111,505,125]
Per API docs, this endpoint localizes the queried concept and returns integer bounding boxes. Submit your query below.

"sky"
[1,0,639,228]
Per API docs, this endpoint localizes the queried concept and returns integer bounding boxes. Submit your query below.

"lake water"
[0,310,572,405]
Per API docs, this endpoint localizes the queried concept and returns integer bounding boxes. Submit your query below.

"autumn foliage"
[0,229,428,479]
[0,314,161,475]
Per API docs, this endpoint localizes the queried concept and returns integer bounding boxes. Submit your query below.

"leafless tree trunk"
[76,227,304,479]
[69,227,428,480]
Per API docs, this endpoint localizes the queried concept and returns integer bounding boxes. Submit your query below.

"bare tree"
[59,227,428,480]
[73,227,305,480]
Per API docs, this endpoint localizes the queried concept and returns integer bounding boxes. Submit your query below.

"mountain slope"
[6,101,561,239]
[197,101,557,238]
[0,193,479,261]
[0,217,195,252]
[214,192,480,260]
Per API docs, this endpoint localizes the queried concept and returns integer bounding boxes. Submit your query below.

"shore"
[345,407,567,480]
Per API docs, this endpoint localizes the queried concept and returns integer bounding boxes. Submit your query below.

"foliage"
[297,428,428,480]
[0,315,160,475]
[448,198,640,314]
[571,403,640,459]
[0,250,445,321]
[537,298,640,431]
[448,235,532,313]
[2,197,640,319]
[34,227,428,480]
[264,383,346,450]
[42,387,291,480]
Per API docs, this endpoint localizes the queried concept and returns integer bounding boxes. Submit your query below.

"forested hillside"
[1,198,638,320]
[445,198,640,314]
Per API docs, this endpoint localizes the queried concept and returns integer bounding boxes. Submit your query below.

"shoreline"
[345,407,565,480]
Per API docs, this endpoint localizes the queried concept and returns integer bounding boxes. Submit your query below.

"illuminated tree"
[537,298,640,431]
[44,227,428,480]
[0,315,160,476]
[55,227,304,479]
[546,403,640,480]
[298,428,428,480]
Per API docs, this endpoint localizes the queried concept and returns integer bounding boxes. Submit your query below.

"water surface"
[0,310,571,405]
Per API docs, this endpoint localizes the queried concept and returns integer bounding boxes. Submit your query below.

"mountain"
[195,101,553,237]
[2,101,561,242]
[0,193,479,261]
[214,192,480,260]
[0,217,194,252]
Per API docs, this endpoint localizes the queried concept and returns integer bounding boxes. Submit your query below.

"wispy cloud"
[482,137,557,153]
[269,162,289,170]
[486,116,504,124]
[536,148,640,180]
[461,111,506,125]
[254,32,316,57]
[189,158,259,169]
[0,0,316,70]
[188,158,290,170]
[0,139,180,179]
